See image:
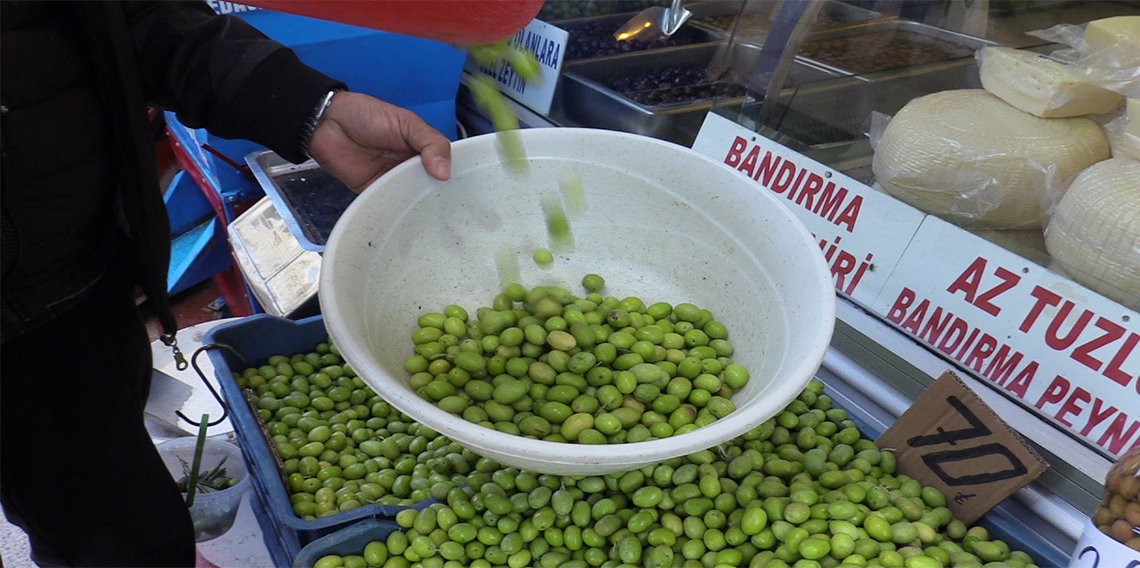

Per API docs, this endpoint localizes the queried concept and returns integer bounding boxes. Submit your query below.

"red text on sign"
[887,287,1035,399]
[1034,375,1140,453]
[1018,286,1139,391]
[946,257,1021,317]
[724,137,863,233]
[816,234,873,296]
[887,286,1140,454]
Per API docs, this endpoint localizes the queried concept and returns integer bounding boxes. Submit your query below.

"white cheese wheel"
[873,89,1111,229]
[1045,158,1140,309]
[979,47,1124,118]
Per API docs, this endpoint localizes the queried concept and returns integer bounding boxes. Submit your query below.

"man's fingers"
[400,110,452,181]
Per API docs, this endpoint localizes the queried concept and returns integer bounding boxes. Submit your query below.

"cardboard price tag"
[877,371,1048,524]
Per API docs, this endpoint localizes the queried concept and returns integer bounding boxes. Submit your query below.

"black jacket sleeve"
[122,1,345,162]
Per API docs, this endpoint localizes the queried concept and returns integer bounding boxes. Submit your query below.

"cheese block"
[1045,158,1140,309]
[979,47,1123,118]
[1083,16,1140,60]
[873,89,1111,229]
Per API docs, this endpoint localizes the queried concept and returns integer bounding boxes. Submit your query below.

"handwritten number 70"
[904,396,1028,486]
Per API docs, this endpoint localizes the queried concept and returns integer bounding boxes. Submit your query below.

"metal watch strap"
[300,89,342,159]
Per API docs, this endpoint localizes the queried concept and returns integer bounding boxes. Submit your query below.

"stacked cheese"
[1078,17,1140,160]
[1082,15,1140,72]
[874,17,1135,226]
[873,16,1138,306]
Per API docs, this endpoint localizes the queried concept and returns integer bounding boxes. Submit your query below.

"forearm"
[125,1,343,162]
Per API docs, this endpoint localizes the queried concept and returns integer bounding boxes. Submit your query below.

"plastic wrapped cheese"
[1104,98,1140,160]
[872,89,1111,229]
[1045,158,1140,309]
[1083,16,1140,62]
[978,47,1123,118]
[1027,17,1140,98]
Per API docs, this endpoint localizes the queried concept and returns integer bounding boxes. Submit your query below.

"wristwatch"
[299,88,343,159]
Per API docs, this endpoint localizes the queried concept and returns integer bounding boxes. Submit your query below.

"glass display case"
[457,1,1140,562]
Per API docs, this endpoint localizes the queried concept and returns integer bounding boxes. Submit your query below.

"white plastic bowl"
[321,128,835,475]
[157,437,250,542]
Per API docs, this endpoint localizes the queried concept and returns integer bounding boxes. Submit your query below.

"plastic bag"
[1026,22,1140,97]
[874,146,1061,229]
[1093,445,1140,546]
[867,111,892,152]
[1069,446,1140,565]
[1103,109,1140,160]
[868,90,1107,230]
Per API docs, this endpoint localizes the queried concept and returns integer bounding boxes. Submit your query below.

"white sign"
[874,216,1140,458]
[464,19,568,116]
[691,113,926,306]
[1069,520,1140,567]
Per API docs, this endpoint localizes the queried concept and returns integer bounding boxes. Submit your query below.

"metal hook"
[177,343,246,427]
[161,332,188,371]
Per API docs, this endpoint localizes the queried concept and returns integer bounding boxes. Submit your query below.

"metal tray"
[688,0,886,40]
[553,42,841,146]
[798,20,994,77]
[246,151,356,252]
[537,0,669,22]
[554,12,723,62]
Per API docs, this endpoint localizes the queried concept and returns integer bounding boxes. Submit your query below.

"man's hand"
[308,91,451,193]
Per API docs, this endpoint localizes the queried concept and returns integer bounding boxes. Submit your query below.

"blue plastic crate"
[249,481,295,568]
[210,316,1067,568]
[204,315,432,563]
[292,519,403,567]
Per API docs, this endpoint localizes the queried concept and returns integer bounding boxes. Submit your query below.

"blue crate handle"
[179,343,243,427]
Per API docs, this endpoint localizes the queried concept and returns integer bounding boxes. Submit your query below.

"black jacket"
[0,0,344,342]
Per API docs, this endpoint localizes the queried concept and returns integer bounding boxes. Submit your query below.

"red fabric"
[242,0,543,46]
